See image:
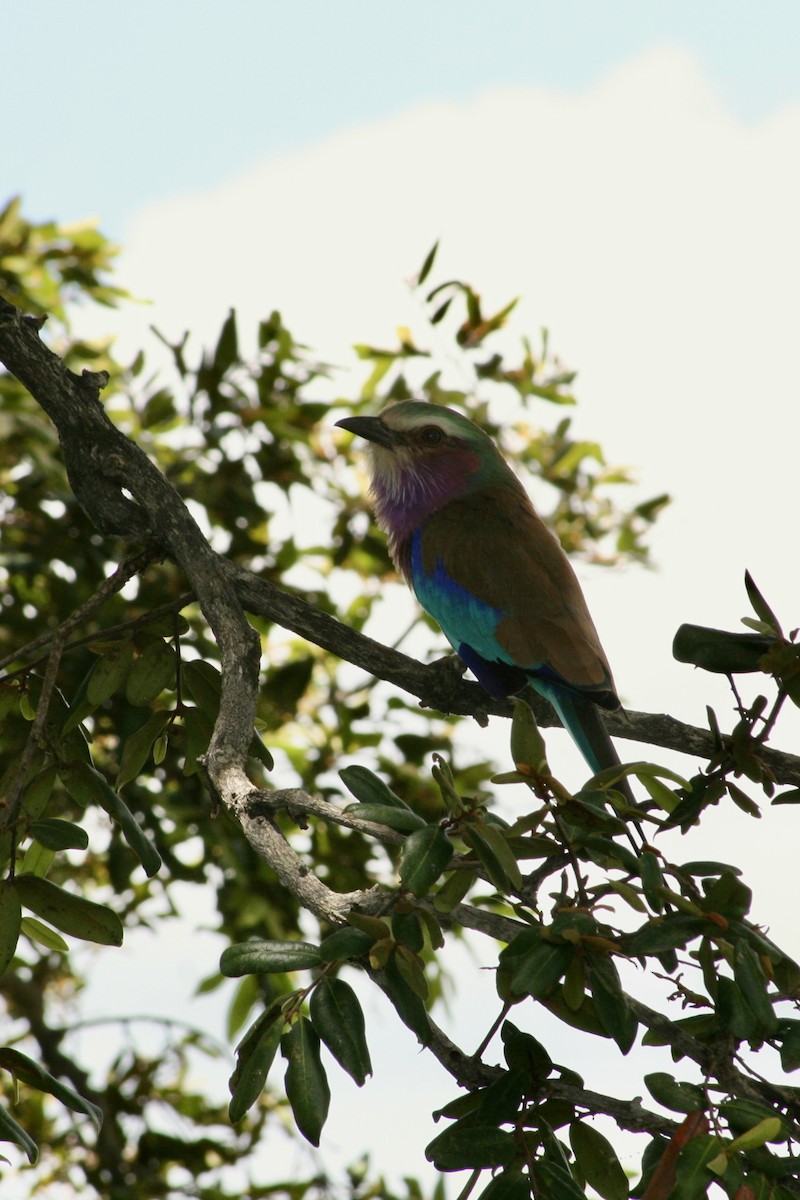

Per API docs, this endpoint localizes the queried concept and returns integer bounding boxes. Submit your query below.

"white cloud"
[119,39,800,754]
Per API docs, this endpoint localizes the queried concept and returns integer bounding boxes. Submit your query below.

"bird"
[336,400,630,789]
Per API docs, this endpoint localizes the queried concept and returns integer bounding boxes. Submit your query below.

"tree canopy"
[1,196,800,1200]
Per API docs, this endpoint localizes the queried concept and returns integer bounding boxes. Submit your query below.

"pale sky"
[6,5,800,1193]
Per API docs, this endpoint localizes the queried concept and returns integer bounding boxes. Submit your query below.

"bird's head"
[336,401,514,544]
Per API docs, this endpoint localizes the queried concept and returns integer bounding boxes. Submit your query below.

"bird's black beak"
[335,415,397,450]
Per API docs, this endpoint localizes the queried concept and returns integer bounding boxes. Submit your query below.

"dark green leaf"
[213,308,239,374]
[0,1101,39,1164]
[309,978,372,1086]
[282,1017,330,1147]
[67,762,162,877]
[342,802,426,833]
[625,915,705,957]
[318,927,375,963]
[416,240,439,286]
[501,1022,553,1081]
[500,929,574,1001]
[644,1072,705,1115]
[338,765,411,810]
[672,1134,724,1200]
[116,709,172,791]
[477,1167,531,1200]
[426,1123,516,1171]
[532,1157,587,1200]
[672,624,774,674]
[13,875,123,946]
[464,819,522,892]
[30,818,89,852]
[733,942,777,1033]
[744,571,783,637]
[778,1022,800,1072]
[228,1007,284,1122]
[220,940,322,976]
[587,955,637,1052]
[0,1047,103,1130]
[0,882,21,973]
[433,868,476,912]
[399,824,453,896]
[86,640,134,705]
[125,640,177,705]
[715,975,759,1039]
[381,954,431,1045]
[569,1121,629,1200]
[392,909,424,952]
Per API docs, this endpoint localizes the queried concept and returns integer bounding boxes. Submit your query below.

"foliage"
[1,198,800,1200]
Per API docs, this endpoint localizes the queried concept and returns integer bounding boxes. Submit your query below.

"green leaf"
[501,1022,553,1080]
[626,915,705,957]
[318,926,375,963]
[778,1022,800,1072]
[0,882,21,973]
[728,1117,783,1153]
[672,1134,724,1200]
[282,1017,330,1147]
[213,308,239,374]
[393,909,424,952]
[744,570,783,637]
[672,624,775,674]
[416,240,439,286]
[638,850,665,913]
[426,1123,516,1171]
[309,978,372,1086]
[569,1121,629,1200]
[182,659,222,716]
[718,1099,788,1142]
[477,1167,531,1200]
[19,765,58,823]
[510,697,549,772]
[30,819,89,852]
[733,942,777,1033]
[587,954,637,1053]
[500,929,574,1001]
[399,824,453,896]
[86,640,134,705]
[228,1007,284,1123]
[13,875,123,946]
[18,840,54,878]
[0,1102,38,1164]
[20,917,69,953]
[464,819,522,892]
[220,940,322,976]
[644,1072,706,1115]
[125,640,177,706]
[64,761,162,877]
[116,709,172,791]
[394,943,429,1000]
[342,802,426,833]
[339,765,411,810]
[381,953,431,1045]
[433,868,476,912]
[716,976,759,1039]
[0,1047,103,1130]
[532,1157,587,1200]
[702,872,752,919]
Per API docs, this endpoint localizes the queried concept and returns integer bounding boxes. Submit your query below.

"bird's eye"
[420,426,443,445]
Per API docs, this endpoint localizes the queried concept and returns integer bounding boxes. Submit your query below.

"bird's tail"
[528,682,636,806]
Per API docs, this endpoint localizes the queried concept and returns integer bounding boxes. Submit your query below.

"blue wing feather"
[410,531,622,775]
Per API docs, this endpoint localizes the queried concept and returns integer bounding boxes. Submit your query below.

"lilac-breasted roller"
[336,400,627,783]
